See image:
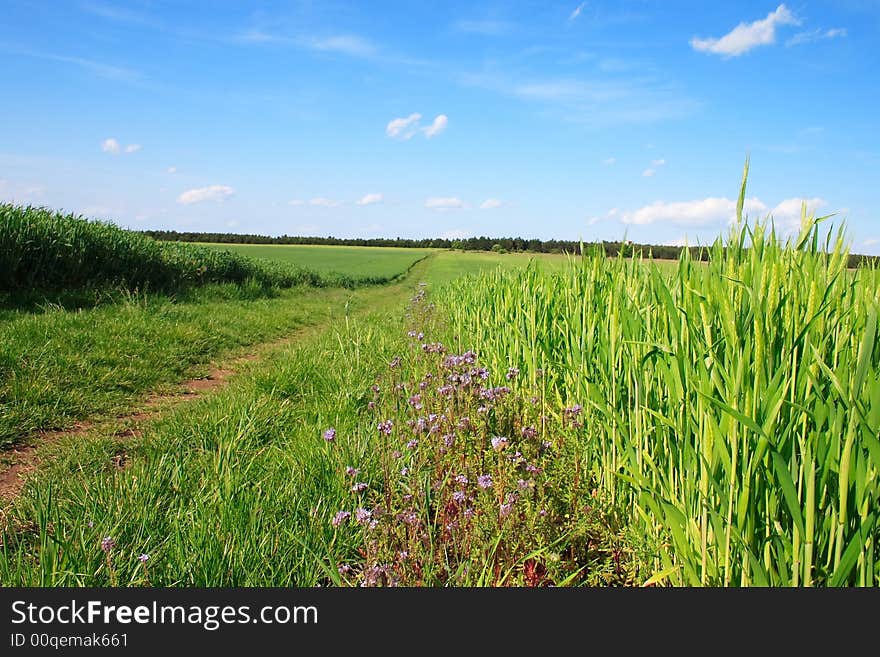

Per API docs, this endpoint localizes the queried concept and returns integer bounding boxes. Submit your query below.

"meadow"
[200,243,432,281]
[1,200,877,587]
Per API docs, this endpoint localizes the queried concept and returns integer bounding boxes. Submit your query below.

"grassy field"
[201,243,431,280]
[2,206,877,587]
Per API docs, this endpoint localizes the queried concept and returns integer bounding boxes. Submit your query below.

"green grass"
[0,253,639,586]
[201,243,431,280]
[0,281,404,450]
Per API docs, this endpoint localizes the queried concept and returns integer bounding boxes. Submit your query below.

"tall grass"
[438,175,880,586]
[0,203,360,293]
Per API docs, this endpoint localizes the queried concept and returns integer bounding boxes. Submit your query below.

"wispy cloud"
[288,199,305,206]
[101,138,121,154]
[386,113,422,139]
[786,27,847,47]
[386,113,449,139]
[0,45,140,82]
[302,35,377,57]
[442,229,471,239]
[462,71,698,126]
[690,5,799,57]
[356,193,384,206]
[166,166,177,174]
[424,115,448,138]
[602,157,616,165]
[101,138,141,155]
[309,197,342,208]
[177,185,235,204]
[425,197,464,210]
[642,158,666,177]
[453,19,514,36]
[479,198,504,210]
[569,3,587,22]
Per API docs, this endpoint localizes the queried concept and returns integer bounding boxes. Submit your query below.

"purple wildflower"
[397,550,409,562]
[564,403,583,417]
[389,356,401,369]
[464,508,475,520]
[367,401,376,410]
[354,508,372,525]
[491,436,509,451]
[443,434,455,448]
[408,394,422,409]
[477,474,493,490]
[392,450,402,459]
[338,564,352,574]
[345,466,360,477]
[351,482,368,493]
[138,553,149,563]
[377,420,394,435]
[499,503,514,518]
[517,478,534,490]
[332,511,351,527]
[406,439,419,450]
[454,474,468,485]
[526,463,543,474]
[452,490,466,504]
[521,425,538,439]
[400,467,409,477]
[101,536,115,552]
[506,367,520,380]
[323,427,336,442]
[407,330,417,338]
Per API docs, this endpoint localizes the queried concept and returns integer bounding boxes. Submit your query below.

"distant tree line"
[141,230,879,267]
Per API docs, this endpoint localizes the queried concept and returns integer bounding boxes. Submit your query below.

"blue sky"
[1,1,879,252]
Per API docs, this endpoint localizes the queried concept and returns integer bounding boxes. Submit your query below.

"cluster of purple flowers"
[377,420,394,435]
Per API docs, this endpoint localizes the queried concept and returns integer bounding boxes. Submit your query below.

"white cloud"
[602,157,616,165]
[617,195,828,229]
[442,229,471,239]
[306,35,377,57]
[767,197,826,233]
[288,199,305,206]
[651,158,666,167]
[642,169,656,177]
[386,113,422,139]
[786,27,847,47]
[690,5,799,57]
[386,113,448,139]
[425,197,464,210]
[423,114,448,138]
[101,138,121,154]
[864,238,880,247]
[124,143,142,153]
[356,193,383,206]
[309,197,342,207]
[166,166,177,174]
[569,2,587,22]
[479,198,503,210]
[587,216,601,226]
[177,185,235,204]
[619,197,769,226]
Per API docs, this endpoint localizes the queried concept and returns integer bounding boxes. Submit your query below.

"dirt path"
[0,257,433,506]
[0,336,291,504]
